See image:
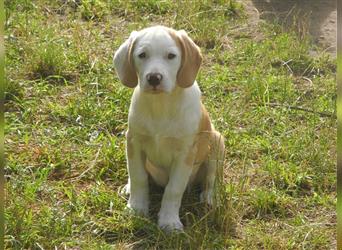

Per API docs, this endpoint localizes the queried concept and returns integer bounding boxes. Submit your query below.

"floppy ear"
[113,31,138,88]
[176,30,202,88]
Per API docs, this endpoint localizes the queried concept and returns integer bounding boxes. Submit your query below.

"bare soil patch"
[239,0,336,56]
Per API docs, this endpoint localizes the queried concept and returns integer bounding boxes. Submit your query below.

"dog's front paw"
[158,213,183,232]
[119,183,130,196]
[126,199,149,217]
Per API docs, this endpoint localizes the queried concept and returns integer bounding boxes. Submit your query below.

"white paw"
[119,183,130,196]
[158,213,184,232]
[126,199,149,216]
[200,190,214,206]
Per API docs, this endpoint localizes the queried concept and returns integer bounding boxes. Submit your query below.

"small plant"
[80,0,107,20]
[128,0,173,15]
[28,43,71,83]
[5,78,23,102]
[248,189,282,218]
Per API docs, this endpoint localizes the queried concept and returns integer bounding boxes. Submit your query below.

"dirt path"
[239,0,336,56]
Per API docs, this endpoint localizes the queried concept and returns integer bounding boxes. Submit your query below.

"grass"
[5,0,336,249]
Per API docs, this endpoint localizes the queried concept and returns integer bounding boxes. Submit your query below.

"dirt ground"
[239,0,337,56]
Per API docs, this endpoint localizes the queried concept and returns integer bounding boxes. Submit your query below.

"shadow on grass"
[96,181,237,248]
[251,0,335,38]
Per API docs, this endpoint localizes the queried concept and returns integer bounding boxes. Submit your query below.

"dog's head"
[113,26,202,94]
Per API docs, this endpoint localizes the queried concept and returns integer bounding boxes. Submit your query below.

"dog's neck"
[131,83,201,119]
[128,82,202,137]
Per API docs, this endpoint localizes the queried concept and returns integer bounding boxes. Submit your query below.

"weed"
[80,0,108,21]
[27,42,71,83]
[4,78,23,102]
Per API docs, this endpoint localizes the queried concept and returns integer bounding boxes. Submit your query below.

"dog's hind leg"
[200,131,225,206]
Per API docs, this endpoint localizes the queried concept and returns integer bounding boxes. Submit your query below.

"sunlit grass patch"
[27,42,76,83]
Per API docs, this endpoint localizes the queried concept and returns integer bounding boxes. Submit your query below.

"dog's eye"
[168,53,176,59]
[138,52,146,59]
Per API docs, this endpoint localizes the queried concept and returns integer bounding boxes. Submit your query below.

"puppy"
[114,26,225,231]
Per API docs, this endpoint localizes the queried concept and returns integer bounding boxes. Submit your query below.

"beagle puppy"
[114,26,225,231]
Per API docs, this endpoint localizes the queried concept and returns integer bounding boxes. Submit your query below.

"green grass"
[5,0,336,249]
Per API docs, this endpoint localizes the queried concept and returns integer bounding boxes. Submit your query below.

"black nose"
[146,73,163,87]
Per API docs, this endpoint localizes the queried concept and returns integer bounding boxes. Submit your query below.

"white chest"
[127,84,202,170]
[139,134,194,169]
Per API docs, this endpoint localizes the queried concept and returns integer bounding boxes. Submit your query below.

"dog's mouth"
[147,88,163,94]
[143,86,164,94]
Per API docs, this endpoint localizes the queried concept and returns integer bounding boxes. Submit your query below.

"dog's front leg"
[126,135,149,216]
[158,155,193,231]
